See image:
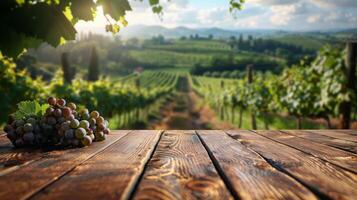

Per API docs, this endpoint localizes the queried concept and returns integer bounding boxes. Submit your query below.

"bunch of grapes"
[3,97,110,148]
[4,115,42,147]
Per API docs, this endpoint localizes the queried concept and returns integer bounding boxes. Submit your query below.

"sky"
[75,0,357,33]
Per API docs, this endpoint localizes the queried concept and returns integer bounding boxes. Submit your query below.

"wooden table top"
[0,130,356,200]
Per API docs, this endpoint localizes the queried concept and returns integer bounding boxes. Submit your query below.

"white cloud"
[307,15,320,23]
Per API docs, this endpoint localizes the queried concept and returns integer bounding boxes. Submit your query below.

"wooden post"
[61,52,73,84]
[341,41,357,129]
[247,65,257,129]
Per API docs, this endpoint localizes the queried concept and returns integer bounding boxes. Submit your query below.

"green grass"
[272,35,326,50]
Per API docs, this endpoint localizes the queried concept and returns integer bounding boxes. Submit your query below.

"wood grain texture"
[31,130,162,200]
[197,130,317,200]
[134,130,232,200]
[0,130,129,200]
[255,130,357,173]
[310,130,357,143]
[226,130,357,200]
[283,130,357,154]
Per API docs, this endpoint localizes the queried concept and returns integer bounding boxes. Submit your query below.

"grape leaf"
[13,100,43,120]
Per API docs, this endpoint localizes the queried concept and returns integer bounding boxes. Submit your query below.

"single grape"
[89,118,96,127]
[62,107,71,118]
[16,126,24,135]
[72,110,79,118]
[79,108,89,115]
[15,119,25,127]
[103,128,111,135]
[45,107,54,116]
[89,134,95,140]
[67,102,77,110]
[23,123,33,132]
[75,128,86,139]
[79,120,90,129]
[47,97,57,106]
[61,121,71,131]
[65,114,75,121]
[53,109,62,117]
[81,113,90,120]
[90,111,99,119]
[96,116,105,124]
[47,117,57,125]
[97,123,106,131]
[70,119,80,128]
[95,131,105,141]
[81,135,92,146]
[57,98,66,106]
[6,130,16,141]
[26,118,37,125]
[23,132,35,144]
[65,129,74,139]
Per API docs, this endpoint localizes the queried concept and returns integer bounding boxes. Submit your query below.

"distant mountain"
[119,25,283,39]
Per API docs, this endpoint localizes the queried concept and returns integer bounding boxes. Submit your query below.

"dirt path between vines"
[150,76,233,130]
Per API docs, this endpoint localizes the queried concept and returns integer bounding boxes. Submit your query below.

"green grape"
[89,134,95,140]
[89,118,96,127]
[79,120,90,129]
[90,111,99,119]
[81,135,92,146]
[96,116,105,124]
[70,119,80,128]
[95,131,105,141]
[67,102,77,110]
[75,128,86,139]
[81,113,90,120]
[79,108,89,115]
[23,123,33,132]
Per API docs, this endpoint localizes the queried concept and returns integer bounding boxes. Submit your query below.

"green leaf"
[12,100,43,120]
[70,0,96,21]
[97,0,132,21]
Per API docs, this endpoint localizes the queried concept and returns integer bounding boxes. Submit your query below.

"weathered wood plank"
[31,130,162,200]
[256,130,357,173]
[226,130,357,200]
[0,135,51,176]
[283,130,357,154]
[310,130,357,143]
[134,130,232,200]
[197,130,317,200]
[0,130,129,200]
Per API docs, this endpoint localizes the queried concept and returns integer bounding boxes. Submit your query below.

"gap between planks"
[225,130,357,200]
